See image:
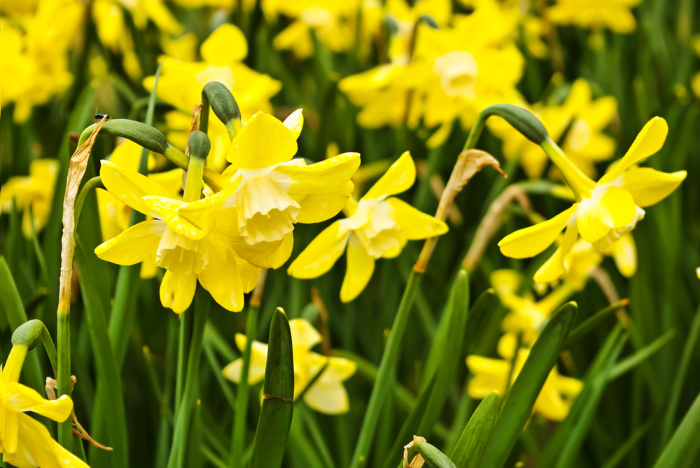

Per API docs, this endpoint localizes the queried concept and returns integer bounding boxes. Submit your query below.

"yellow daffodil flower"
[96,140,183,278]
[466,334,582,421]
[94,161,266,313]
[499,117,686,283]
[220,110,361,252]
[547,0,642,34]
[223,319,357,414]
[143,24,281,172]
[490,79,617,179]
[0,0,85,121]
[0,159,59,238]
[491,269,579,345]
[0,345,88,467]
[288,152,448,302]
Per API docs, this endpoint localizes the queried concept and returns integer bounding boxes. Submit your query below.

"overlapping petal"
[576,186,636,243]
[619,168,687,207]
[94,220,165,265]
[226,112,297,170]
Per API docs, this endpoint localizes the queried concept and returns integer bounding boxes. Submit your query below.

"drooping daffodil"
[466,333,582,421]
[220,110,361,252]
[0,159,59,238]
[0,344,88,467]
[94,161,266,313]
[546,0,642,34]
[499,117,686,283]
[288,151,448,302]
[223,318,357,414]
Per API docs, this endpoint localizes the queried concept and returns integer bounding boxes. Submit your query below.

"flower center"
[433,51,479,98]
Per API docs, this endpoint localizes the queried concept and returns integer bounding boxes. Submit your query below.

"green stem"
[230,304,258,467]
[57,308,73,452]
[175,309,192,411]
[350,271,423,468]
[167,289,211,468]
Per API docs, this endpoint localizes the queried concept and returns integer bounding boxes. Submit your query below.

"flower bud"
[482,104,549,145]
[12,319,45,350]
[79,119,169,154]
[188,130,211,160]
[202,81,242,138]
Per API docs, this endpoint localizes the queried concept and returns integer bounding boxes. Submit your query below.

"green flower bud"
[12,319,45,350]
[78,119,169,154]
[188,130,211,160]
[202,81,242,139]
[481,104,549,145]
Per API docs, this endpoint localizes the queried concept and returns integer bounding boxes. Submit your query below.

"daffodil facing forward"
[466,334,582,421]
[223,319,356,414]
[1,344,87,467]
[220,110,360,252]
[499,117,686,283]
[288,152,448,302]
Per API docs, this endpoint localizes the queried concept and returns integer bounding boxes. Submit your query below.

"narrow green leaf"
[450,391,500,468]
[480,302,577,467]
[608,329,676,381]
[654,391,700,468]
[564,299,629,349]
[250,307,294,468]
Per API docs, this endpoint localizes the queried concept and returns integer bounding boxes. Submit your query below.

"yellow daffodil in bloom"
[220,110,361,254]
[0,159,59,238]
[144,24,281,171]
[94,160,264,313]
[491,270,579,345]
[288,152,448,302]
[223,319,357,414]
[466,334,582,421]
[547,0,642,34]
[0,0,85,121]
[340,1,523,148]
[499,117,686,283]
[96,140,183,278]
[490,79,617,179]
[0,345,88,467]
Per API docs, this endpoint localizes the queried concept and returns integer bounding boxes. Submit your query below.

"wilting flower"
[94,161,265,313]
[144,24,281,171]
[96,140,182,278]
[491,269,580,345]
[0,159,59,238]
[0,0,85,121]
[223,319,357,414]
[490,79,617,179]
[499,117,686,283]
[547,0,642,34]
[220,110,361,252]
[466,334,582,421]
[0,344,87,467]
[288,151,448,302]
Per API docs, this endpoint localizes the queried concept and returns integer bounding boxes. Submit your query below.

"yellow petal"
[222,335,268,384]
[386,197,448,240]
[499,206,576,259]
[279,153,361,224]
[160,270,197,313]
[287,221,348,279]
[8,413,90,468]
[607,233,637,277]
[100,160,172,217]
[534,221,579,283]
[283,109,304,139]
[143,196,217,240]
[361,151,415,201]
[303,381,350,414]
[599,117,668,184]
[198,245,253,312]
[94,220,165,265]
[245,231,294,269]
[340,236,375,302]
[289,319,322,350]
[576,186,636,243]
[226,112,297,169]
[200,24,248,65]
[6,383,73,422]
[619,168,686,207]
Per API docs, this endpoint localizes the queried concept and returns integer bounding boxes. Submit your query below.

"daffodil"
[490,79,617,179]
[546,0,642,34]
[0,345,88,467]
[466,334,582,421]
[499,117,686,283]
[94,160,266,313]
[220,110,361,252]
[491,269,578,345]
[143,24,281,171]
[0,159,59,238]
[223,319,357,414]
[96,140,182,278]
[288,152,448,302]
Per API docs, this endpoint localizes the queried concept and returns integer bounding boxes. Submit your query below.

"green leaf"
[654,391,700,468]
[480,302,577,467]
[450,391,500,468]
[250,308,295,468]
[563,299,628,349]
